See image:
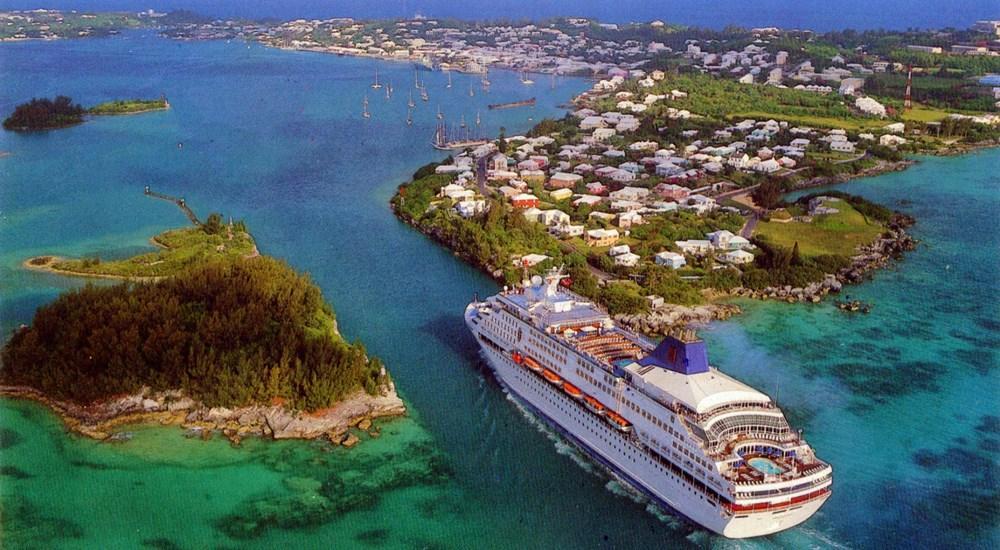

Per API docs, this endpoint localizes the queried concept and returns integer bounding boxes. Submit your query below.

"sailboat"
[459,114,466,128]
[420,86,429,102]
[475,111,481,128]
[436,105,443,120]
[406,107,413,126]
[371,68,382,90]
[362,95,371,119]
[414,71,420,90]
[385,84,392,100]
[520,71,535,85]
[481,68,491,91]
[407,91,415,108]
[446,72,453,89]
[468,83,475,97]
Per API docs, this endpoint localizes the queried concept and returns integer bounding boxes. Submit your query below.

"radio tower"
[903,65,913,111]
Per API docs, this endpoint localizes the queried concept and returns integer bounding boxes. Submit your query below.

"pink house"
[654,183,690,201]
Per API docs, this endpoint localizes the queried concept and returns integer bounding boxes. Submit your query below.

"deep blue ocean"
[0,32,998,549]
[0,0,998,31]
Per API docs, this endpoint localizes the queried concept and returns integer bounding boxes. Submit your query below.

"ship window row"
[518,357,729,508]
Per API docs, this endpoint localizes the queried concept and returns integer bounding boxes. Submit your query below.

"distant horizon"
[1,0,998,32]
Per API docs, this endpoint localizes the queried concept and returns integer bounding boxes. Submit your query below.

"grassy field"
[51,226,256,278]
[89,98,168,115]
[756,198,884,257]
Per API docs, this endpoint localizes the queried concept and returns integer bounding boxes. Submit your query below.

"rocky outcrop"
[614,302,742,334]
[0,382,406,446]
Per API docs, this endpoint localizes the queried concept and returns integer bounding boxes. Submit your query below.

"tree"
[203,212,224,235]
[752,179,783,210]
[496,126,508,154]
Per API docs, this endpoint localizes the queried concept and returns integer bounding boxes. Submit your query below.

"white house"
[549,188,573,201]
[513,253,550,267]
[538,209,571,226]
[617,211,645,228]
[706,230,735,249]
[608,244,632,257]
[675,239,713,255]
[609,186,650,202]
[720,249,755,265]
[455,199,486,218]
[593,128,617,141]
[614,252,641,267]
[830,141,856,153]
[654,251,686,269]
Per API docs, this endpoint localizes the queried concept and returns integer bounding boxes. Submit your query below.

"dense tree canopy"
[1,257,388,410]
[3,96,85,130]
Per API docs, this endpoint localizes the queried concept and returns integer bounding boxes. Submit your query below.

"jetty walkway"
[143,186,200,225]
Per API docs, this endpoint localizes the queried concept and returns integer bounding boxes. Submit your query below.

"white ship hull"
[466,307,828,538]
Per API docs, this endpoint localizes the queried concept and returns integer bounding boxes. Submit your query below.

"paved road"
[558,241,613,282]
[740,211,760,239]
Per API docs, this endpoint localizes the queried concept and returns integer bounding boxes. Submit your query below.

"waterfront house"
[512,253,550,267]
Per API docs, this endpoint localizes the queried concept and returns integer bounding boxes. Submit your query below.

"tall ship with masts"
[465,269,833,538]
[431,114,488,151]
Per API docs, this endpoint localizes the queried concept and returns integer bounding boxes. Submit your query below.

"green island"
[2,96,85,131]
[5,217,404,443]
[88,97,170,115]
[4,95,169,131]
[27,213,256,279]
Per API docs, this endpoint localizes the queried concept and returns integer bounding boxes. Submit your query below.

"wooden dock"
[143,186,200,225]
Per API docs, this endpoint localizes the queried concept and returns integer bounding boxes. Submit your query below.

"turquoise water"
[1,33,998,548]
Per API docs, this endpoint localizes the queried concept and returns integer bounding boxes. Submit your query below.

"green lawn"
[756,199,884,257]
[53,226,256,278]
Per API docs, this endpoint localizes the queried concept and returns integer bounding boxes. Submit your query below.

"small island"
[4,216,404,445]
[88,97,170,116]
[4,95,169,131]
[26,213,255,280]
[2,96,85,130]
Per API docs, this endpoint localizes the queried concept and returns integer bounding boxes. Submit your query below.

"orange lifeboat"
[606,411,633,433]
[541,369,562,385]
[523,357,543,373]
[511,351,524,365]
[583,395,607,416]
[562,382,584,400]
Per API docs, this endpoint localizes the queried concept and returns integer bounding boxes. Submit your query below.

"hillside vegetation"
[2,257,389,411]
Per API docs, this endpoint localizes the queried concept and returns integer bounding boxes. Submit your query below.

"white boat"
[371,68,382,90]
[362,95,370,119]
[465,269,833,538]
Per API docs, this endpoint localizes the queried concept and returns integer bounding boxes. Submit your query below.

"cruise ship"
[464,269,832,538]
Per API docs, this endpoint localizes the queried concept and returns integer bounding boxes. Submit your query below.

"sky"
[1,0,997,31]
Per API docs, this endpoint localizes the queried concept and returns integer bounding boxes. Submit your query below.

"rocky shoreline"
[0,383,406,447]
[729,213,917,304]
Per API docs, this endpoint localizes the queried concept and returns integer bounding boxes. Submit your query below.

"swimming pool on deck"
[747,457,787,476]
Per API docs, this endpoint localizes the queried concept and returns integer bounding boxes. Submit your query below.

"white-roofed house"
[719,249,755,264]
[654,251,686,269]
[675,239,713,255]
